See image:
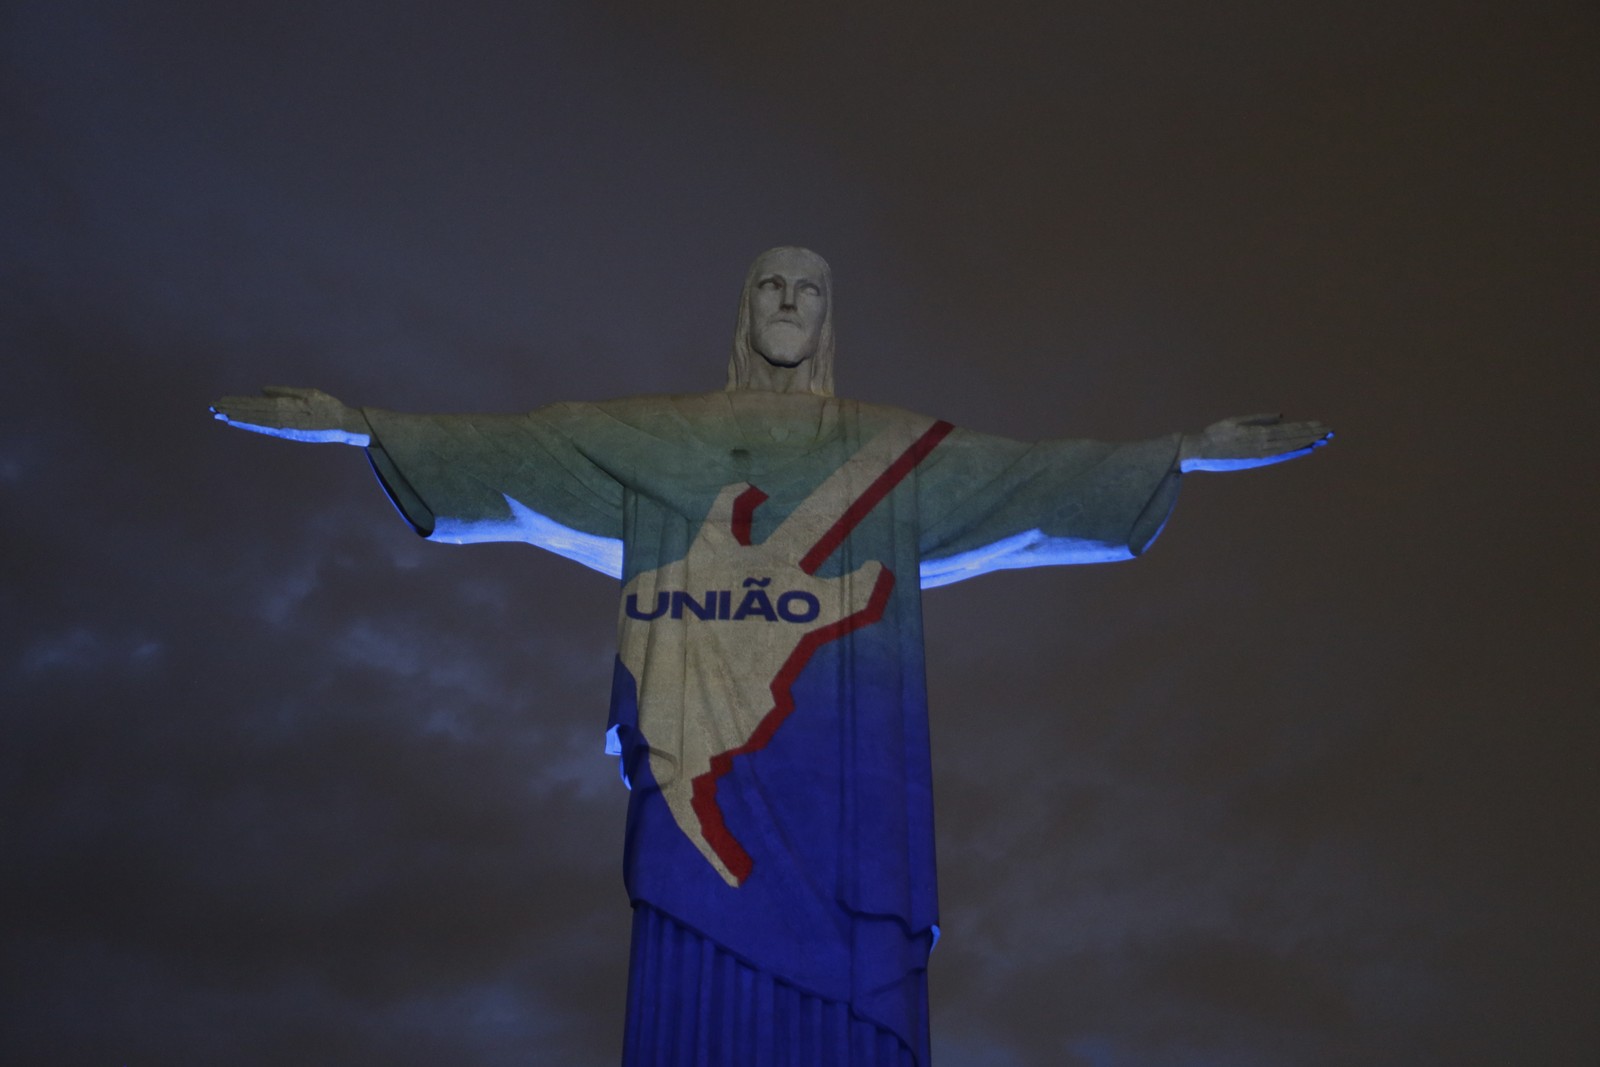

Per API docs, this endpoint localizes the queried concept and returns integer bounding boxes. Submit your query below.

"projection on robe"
[214,246,1331,1067]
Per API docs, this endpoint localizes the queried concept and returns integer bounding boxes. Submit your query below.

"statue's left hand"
[1179,414,1333,473]
[211,386,372,446]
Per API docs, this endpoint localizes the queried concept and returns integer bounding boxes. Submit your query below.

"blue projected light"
[919,527,1136,589]
[426,494,623,578]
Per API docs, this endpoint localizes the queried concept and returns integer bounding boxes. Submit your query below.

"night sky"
[3,2,1596,1064]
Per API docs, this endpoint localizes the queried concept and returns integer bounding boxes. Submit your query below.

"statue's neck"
[725,387,836,448]
[745,358,816,395]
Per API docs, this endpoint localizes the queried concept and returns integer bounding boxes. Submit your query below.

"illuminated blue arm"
[362,405,626,578]
[916,429,1183,589]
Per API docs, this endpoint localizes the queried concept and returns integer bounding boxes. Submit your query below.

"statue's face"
[747,248,828,368]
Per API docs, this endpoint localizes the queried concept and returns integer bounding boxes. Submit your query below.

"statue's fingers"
[1291,430,1334,451]
[1233,412,1283,427]
[1260,424,1333,448]
[1255,430,1311,448]
[213,395,323,431]
[211,395,275,422]
[261,385,323,400]
[1261,435,1334,461]
[212,393,264,408]
[1267,419,1330,434]
[1279,438,1327,455]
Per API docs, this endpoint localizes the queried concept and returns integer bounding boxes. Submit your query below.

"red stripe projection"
[688,419,954,884]
[797,420,954,575]
[690,568,896,885]
[730,486,768,546]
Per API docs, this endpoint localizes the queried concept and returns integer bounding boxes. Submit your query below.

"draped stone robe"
[360,390,1181,1066]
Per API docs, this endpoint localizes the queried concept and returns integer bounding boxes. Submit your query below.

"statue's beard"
[751,324,817,369]
[730,306,833,397]
[757,350,810,368]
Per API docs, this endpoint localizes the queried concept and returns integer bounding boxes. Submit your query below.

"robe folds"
[361,390,1182,1066]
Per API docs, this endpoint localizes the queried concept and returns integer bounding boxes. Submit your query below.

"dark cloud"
[3,1,1595,1064]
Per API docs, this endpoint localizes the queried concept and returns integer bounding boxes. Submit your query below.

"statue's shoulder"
[572,390,731,427]
[847,397,944,429]
[531,392,745,450]
[555,391,945,444]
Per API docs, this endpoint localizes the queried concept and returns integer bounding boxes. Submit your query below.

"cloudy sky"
[3,2,1595,1064]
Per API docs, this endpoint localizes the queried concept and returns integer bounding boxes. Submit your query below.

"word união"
[625,577,822,624]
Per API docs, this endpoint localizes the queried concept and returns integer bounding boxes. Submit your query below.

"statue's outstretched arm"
[1178,414,1333,473]
[211,386,372,446]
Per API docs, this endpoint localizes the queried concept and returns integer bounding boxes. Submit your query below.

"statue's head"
[727,246,835,396]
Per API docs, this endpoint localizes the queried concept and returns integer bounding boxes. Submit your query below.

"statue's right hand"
[211,386,372,445]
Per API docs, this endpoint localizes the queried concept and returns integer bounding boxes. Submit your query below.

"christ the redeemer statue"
[214,247,1330,1067]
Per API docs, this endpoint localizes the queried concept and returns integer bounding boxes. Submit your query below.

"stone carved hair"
[725,247,836,397]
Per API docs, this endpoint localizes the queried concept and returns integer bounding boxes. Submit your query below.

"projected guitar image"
[618,417,952,886]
